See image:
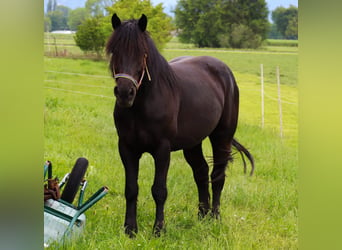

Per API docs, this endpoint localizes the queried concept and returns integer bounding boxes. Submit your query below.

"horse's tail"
[232,138,255,176]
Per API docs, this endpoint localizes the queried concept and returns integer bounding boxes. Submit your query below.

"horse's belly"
[171,101,222,150]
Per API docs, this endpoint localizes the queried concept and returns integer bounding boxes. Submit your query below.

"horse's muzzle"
[114,84,136,108]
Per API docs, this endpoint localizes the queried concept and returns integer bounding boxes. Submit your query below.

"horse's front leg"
[151,140,171,236]
[118,140,141,237]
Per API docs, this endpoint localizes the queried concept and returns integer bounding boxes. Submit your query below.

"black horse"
[106,14,254,237]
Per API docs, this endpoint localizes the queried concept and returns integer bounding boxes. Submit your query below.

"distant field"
[266,39,298,47]
[44,33,298,57]
[44,33,298,86]
[44,35,297,249]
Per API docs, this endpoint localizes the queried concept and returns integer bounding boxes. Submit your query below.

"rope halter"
[113,54,151,90]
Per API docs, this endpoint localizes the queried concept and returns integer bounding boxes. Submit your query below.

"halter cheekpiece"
[113,54,151,90]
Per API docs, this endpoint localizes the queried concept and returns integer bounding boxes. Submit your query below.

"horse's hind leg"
[183,143,210,218]
[209,134,233,218]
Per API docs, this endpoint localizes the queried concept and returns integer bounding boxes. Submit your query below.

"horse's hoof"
[198,211,209,220]
[153,227,166,237]
[153,221,165,237]
[211,208,221,220]
[124,226,137,238]
[154,228,161,237]
[198,205,210,219]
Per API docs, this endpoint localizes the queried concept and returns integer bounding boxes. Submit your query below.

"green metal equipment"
[44,158,108,247]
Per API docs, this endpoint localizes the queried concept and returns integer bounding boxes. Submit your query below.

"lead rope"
[144,54,152,81]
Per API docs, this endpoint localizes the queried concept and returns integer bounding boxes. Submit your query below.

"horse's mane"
[105,19,177,88]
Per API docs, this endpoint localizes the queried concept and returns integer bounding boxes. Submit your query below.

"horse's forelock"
[106,20,148,73]
[106,17,176,87]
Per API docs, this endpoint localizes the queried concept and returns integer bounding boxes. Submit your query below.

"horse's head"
[106,14,151,108]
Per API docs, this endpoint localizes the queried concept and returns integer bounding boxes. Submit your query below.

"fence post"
[276,66,283,138]
[260,64,264,128]
[53,36,58,56]
[47,33,50,53]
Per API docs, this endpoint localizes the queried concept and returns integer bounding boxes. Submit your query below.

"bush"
[74,17,106,58]
[229,24,262,49]
[105,0,174,50]
[218,33,230,48]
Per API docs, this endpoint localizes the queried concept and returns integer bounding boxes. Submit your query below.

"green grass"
[44,41,297,248]
[44,33,298,60]
[266,39,298,47]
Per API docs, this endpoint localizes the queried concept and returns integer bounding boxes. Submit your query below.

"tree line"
[44,0,297,54]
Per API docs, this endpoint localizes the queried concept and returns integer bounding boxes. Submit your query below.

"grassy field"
[44,38,298,248]
[44,33,298,59]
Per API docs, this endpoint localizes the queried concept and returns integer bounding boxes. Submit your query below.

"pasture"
[44,38,298,249]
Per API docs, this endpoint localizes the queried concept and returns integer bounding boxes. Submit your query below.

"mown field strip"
[165,48,298,55]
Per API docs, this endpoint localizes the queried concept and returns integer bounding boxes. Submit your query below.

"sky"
[49,0,298,21]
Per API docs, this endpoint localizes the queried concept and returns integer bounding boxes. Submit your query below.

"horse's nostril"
[114,86,119,96]
[129,88,134,96]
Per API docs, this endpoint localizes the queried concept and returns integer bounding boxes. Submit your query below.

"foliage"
[86,0,114,17]
[68,8,90,31]
[272,5,298,40]
[44,16,51,32]
[174,0,222,47]
[268,23,284,39]
[74,17,107,58]
[46,0,57,13]
[46,5,71,31]
[174,0,269,49]
[47,11,68,31]
[229,23,262,49]
[45,0,173,50]
[105,0,174,50]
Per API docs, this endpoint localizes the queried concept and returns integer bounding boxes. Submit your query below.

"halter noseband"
[113,54,151,90]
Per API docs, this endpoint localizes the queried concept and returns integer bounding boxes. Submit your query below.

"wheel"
[61,157,89,203]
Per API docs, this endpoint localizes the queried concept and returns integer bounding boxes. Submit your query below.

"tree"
[48,11,67,30]
[272,5,298,40]
[229,23,262,49]
[105,0,174,50]
[74,0,173,56]
[86,0,114,17]
[268,23,284,39]
[68,8,90,31]
[174,0,222,47]
[175,0,269,48]
[44,16,52,32]
[47,5,71,31]
[74,17,107,58]
[285,15,298,40]
[47,0,57,13]
[221,0,269,48]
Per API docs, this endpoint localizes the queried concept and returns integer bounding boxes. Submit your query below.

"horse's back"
[170,55,237,105]
[170,56,236,92]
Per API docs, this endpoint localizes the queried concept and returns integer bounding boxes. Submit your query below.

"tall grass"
[44,43,297,248]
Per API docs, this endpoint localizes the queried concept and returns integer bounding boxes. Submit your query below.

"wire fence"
[259,64,297,139]
[44,67,298,143]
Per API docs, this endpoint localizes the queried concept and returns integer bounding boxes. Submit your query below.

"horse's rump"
[169,56,239,150]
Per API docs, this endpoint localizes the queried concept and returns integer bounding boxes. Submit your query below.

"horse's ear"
[112,13,121,30]
[138,14,147,32]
